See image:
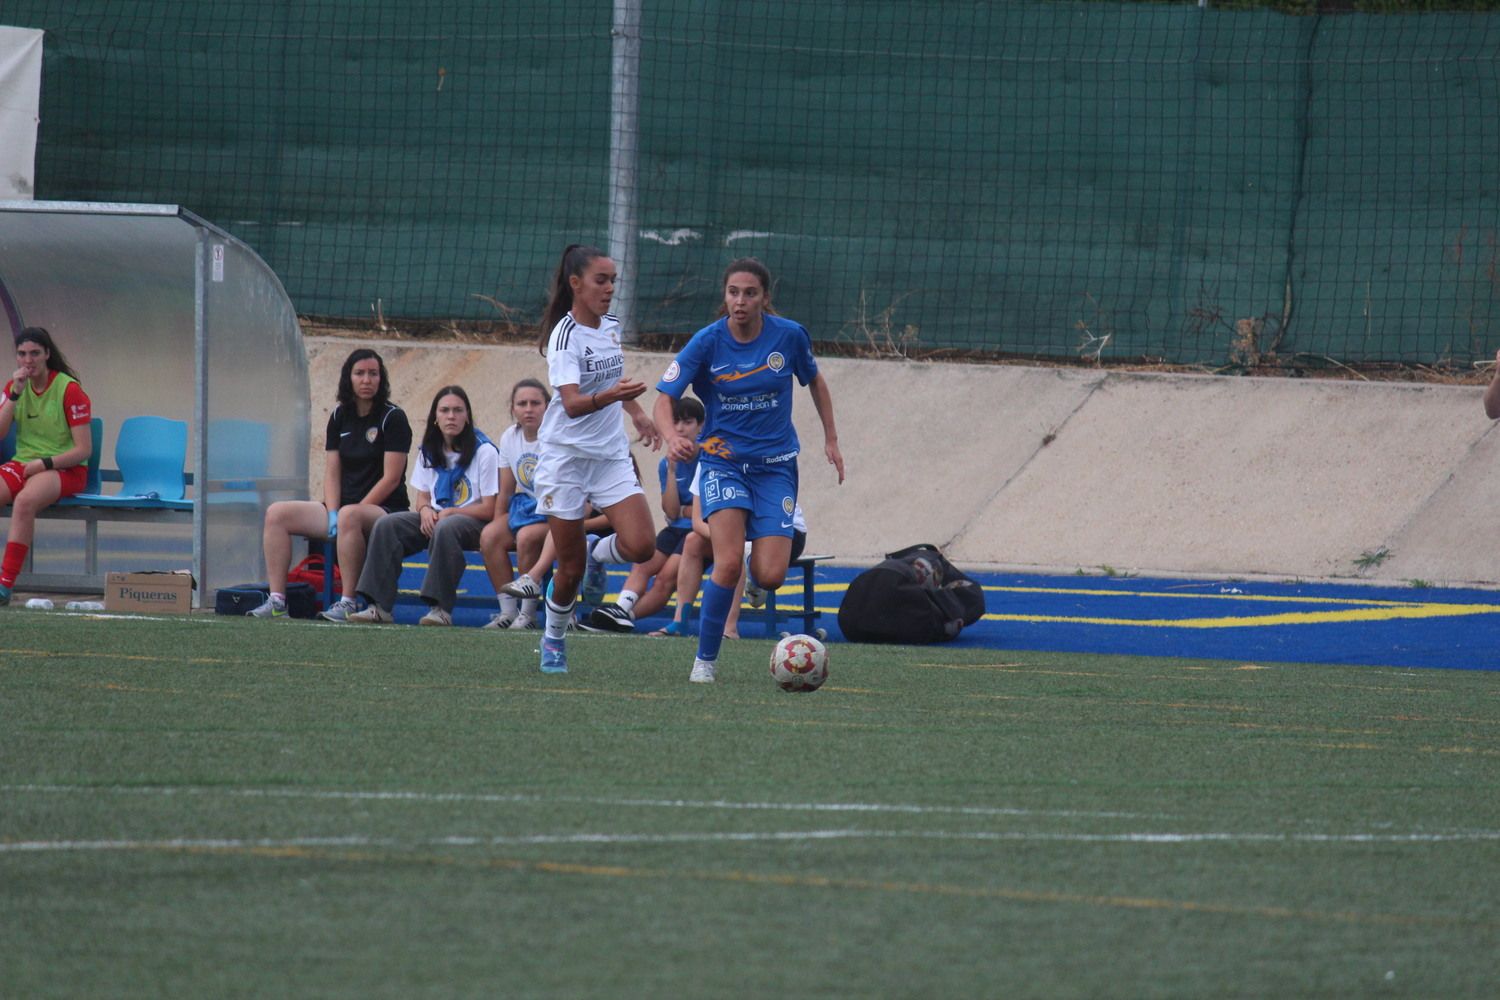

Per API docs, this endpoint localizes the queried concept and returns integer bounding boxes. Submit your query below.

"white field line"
[5,828,1500,855]
[0,784,1164,821]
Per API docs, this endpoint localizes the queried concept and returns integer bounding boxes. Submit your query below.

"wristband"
[41,456,54,471]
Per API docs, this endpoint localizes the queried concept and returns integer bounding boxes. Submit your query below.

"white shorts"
[533,451,641,521]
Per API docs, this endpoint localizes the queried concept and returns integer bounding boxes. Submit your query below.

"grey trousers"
[356,510,485,612]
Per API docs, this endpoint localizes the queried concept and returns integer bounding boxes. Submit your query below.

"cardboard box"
[105,571,194,614]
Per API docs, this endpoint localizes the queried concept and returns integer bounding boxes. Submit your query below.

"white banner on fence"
[0,26,43,200]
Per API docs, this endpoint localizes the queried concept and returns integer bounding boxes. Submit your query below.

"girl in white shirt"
[523,244,661,673]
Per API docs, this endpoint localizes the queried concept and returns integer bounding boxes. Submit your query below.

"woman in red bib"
[0,328,93,605]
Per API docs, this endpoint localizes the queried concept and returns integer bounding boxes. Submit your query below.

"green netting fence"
[6,1,1499,364]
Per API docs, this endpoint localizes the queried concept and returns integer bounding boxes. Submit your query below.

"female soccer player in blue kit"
[654,258,844,683]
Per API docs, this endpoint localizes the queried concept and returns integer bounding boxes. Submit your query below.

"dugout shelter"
[0,200,308,603]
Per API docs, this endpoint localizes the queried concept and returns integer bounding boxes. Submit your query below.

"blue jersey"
[655,314,818,463]
[658,454,697,531]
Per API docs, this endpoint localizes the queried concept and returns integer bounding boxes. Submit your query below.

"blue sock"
[696,578,734,662]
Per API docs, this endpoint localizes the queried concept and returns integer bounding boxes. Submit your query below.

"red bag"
[288,552,341,607]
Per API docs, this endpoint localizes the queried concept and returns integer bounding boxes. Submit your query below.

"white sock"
[544,597,573,640]
[521,597,539,618]
[270,592,285,604]
[499,594,519,615]
[617,589,639,614]
[591,534,624,565]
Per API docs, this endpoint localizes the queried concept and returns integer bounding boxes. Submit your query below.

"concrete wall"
[307,338,1500,587]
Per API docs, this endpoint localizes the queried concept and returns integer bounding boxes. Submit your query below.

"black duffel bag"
[837,543,985,644]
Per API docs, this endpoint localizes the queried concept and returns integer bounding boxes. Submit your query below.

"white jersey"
[409,440,501,509]
[539,312,630,460]
[496,423,542,499]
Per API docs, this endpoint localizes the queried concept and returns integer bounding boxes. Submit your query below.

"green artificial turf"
[2,613,1496,998]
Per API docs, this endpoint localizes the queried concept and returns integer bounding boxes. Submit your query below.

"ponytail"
[538,244,607,355]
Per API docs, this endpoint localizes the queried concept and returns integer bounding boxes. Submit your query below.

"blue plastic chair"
[68,415,190,510]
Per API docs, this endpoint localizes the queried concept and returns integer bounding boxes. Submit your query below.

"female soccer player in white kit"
[529,244,661,673]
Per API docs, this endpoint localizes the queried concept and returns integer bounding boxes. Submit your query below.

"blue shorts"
[508,493,547,533]
[699,455,799,542]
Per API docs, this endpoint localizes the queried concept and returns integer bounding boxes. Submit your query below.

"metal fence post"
[609,0,641,343]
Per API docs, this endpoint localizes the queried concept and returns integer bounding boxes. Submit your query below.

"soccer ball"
[770,633,829,692]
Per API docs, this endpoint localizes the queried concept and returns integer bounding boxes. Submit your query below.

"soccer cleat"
[247,595,287,618]
[742,548,767,608]
[0,584,11,606]
[585,602,635,633]
[346,604,394,624]
[582,561,607,606]
[540,635,568,674]
[483,611,517,630]
[508,613,538,631]
[318,597,357,622]
[744,579,768,609]
[419,606,452,627]
[500,574,541,600]
[689,658,717,683]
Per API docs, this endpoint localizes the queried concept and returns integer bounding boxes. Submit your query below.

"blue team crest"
[517,453,538,491]
[663,361,681,383]
[782,496,795,516]
[767,352,786,373]
[451,475,473,507]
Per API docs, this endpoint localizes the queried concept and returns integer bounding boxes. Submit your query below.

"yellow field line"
[981,603,1500,628]
[161,842,1484,930]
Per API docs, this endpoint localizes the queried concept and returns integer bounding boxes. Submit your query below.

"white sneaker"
[508,613,538,631]
[500,574,541,600]
[419,606,452,626]
[483,611,516,630]
[318,597,357,622]
[347,604,394,624]
[689,658,717,683]
[247,595,287,618]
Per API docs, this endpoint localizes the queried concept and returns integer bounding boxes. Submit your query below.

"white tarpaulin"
[0,26,43,200]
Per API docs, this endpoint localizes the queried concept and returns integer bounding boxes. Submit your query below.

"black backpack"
[837,543,986,644]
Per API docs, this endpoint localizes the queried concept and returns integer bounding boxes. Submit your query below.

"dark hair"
[336,348,391,409]
[538,244,608,355]
[672,395,705,424]
[15,327,80,381]
[421,384,478,470]
[718,257,777,317]
[509,376,551,410]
